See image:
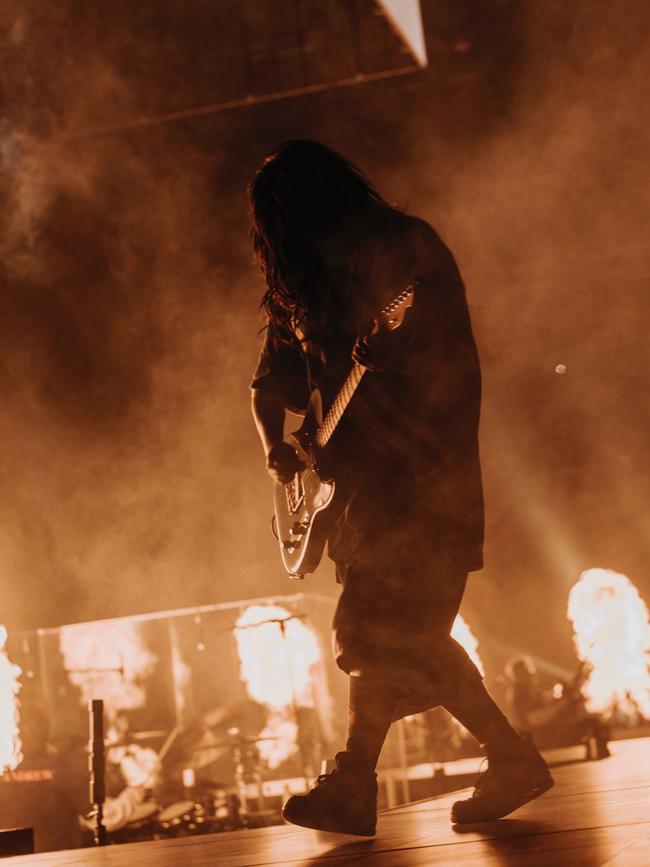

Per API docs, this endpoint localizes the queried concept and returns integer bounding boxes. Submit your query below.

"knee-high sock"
[345,672,397,770]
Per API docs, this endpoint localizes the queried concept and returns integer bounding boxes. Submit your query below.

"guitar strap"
[302,342,315,399]
[300,332,330,401]
[301,336,338,401]
[290,316,317,400]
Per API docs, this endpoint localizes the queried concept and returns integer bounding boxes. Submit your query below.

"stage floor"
[5,737,650,866]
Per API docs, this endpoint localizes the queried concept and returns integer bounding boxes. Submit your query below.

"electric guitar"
[273,285,415,578]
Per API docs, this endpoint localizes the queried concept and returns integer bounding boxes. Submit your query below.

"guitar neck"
[314,363,366,449]
[311,284,415,451]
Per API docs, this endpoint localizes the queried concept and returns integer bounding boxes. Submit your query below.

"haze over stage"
[1,1,649,862]
[4,738,649,866]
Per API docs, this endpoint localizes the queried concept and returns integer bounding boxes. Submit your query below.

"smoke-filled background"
[1,0,648,676]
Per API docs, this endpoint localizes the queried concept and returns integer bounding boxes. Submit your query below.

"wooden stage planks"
[4,737,650,867]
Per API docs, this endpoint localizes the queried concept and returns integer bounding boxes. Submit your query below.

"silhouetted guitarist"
[249,141,552,834]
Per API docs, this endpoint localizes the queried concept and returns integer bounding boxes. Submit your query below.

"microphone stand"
[88,699,107,846]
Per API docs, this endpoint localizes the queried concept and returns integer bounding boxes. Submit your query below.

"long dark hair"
[248,140,398,336]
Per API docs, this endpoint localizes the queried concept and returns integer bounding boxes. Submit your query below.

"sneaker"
[281,752,377,836]
[451,734,553,824]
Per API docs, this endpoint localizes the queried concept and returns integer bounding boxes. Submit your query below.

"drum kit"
[115,788,243,843]
[109,722,275,844]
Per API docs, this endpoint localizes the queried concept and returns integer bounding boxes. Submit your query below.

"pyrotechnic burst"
[234,605,321,768]
[567,568,650,720]
[0,625,22,774]
[59,619,157,721]
[451,614,485,677]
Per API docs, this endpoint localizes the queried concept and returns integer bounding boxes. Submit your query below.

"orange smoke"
[0,625,22,773]
[567,568,650,720]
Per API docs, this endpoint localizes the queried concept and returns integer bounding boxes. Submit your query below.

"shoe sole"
[451,773,554,825]
[282,807,375,837]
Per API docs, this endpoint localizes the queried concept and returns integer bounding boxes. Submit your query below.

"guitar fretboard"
[314,363,366,448]
[311,283,414,451]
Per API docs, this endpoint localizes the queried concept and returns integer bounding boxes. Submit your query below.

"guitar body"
[273,389,336,578]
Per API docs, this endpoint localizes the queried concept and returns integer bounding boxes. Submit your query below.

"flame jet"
[0,625,22,774]
[568,568,650,720]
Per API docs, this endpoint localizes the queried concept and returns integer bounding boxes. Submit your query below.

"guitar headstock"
[376,284,415,331]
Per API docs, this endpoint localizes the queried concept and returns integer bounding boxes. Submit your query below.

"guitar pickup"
[282,539,301,550]
[291,521,309,535]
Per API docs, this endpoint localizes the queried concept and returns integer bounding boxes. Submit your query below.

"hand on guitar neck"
[352,283,416,372]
